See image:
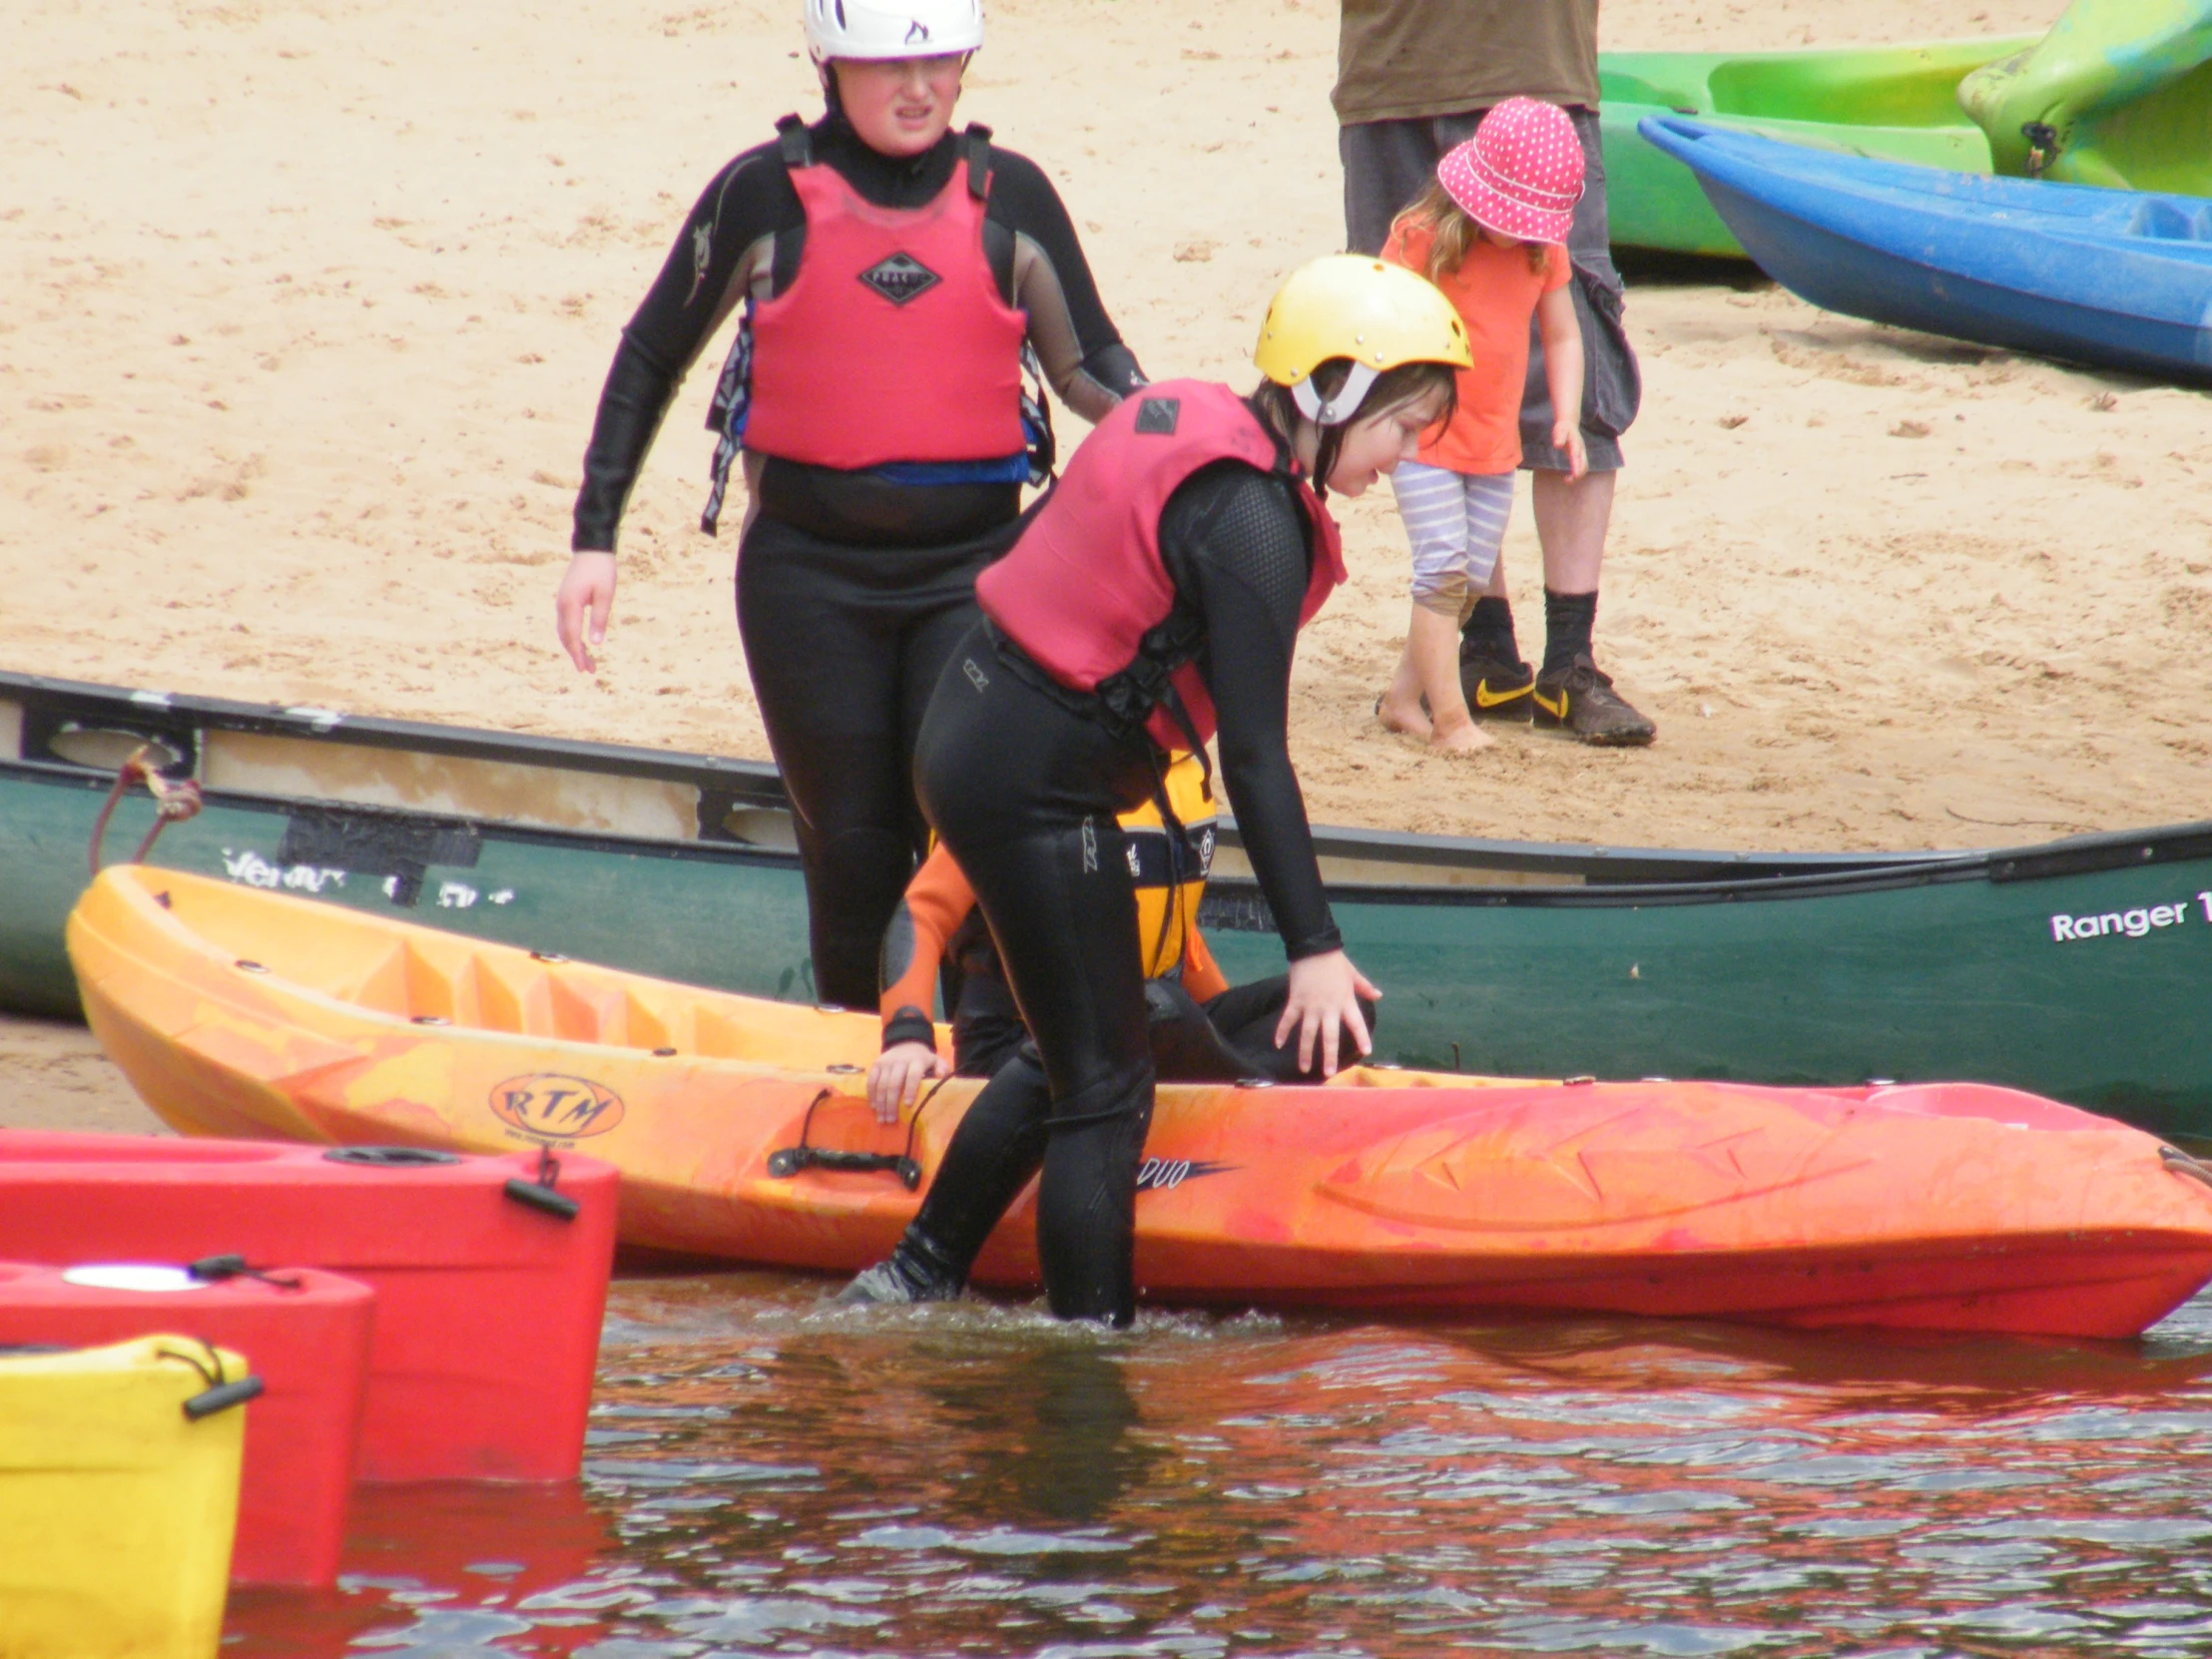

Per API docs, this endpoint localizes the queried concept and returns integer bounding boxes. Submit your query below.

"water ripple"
[222,1281,2212,1658]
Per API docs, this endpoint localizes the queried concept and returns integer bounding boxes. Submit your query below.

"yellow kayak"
[0,1335,251,1658]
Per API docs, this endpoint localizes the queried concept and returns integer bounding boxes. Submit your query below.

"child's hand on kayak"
[868,1041,948,1124]
[1277,949,1380,1079]
[1551,419,1588,483]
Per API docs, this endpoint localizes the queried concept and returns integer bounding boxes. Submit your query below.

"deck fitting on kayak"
[767,1087,925,1190]
[2161,1146,2212,1193]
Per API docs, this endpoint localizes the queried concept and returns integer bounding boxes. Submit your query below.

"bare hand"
[555,552,618,672]
[868,1040,948,1124]
[1273,949,1380,1079]
[1551,419,1589,484]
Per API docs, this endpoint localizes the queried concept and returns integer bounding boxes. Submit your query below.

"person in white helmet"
[555,0,1146,1010]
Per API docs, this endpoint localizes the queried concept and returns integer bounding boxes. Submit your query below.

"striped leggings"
[1390,460,1516,618]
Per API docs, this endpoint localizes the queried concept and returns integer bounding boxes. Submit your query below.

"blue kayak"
[1638,115,2212,382]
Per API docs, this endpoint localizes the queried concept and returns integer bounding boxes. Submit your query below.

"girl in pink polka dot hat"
[1376,97,1589,754]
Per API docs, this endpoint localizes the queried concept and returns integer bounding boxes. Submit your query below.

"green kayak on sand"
[1599,38,2035,257]
[1603,0,2212,256]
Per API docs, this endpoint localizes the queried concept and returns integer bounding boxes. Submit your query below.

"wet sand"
[6,0,2208,1123]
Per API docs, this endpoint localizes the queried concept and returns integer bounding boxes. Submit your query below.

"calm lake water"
[229,1276,2212,1658]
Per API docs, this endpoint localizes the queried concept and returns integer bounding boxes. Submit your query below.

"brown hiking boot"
[1531,654,1656,747]
[1457,649,1535,723]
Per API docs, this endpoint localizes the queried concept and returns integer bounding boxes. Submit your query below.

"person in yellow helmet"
[866,750,1381,1121]
[840,257,1468,1323]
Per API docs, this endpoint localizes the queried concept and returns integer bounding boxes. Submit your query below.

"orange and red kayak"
[66,864,2212,1338]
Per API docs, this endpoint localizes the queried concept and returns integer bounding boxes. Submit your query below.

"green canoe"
[1599,38,2036,257]
[6,672,2211,1138]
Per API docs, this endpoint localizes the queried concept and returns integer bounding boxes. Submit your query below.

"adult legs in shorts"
[1516,108,1655,746]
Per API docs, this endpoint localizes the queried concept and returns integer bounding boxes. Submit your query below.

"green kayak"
[1602,2,2212,256]
[1957,0,2212,190]
[8,673,2212,1139]
[1599,37,2035,257]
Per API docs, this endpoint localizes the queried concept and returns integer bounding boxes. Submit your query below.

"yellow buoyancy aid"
[1123,751,1216,980]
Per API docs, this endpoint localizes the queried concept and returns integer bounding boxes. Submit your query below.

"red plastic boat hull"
[0,1260,370,1586]
[0,1133,617,1481]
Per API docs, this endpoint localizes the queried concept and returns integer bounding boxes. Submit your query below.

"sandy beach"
[4,0,2208,1123]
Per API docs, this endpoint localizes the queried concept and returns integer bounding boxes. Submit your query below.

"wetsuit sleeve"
[1159,464,1342,961]
[987,149,1147,421]
[1181,924,1230,1003]
[879,843,979,1049]
[572,147,788,553]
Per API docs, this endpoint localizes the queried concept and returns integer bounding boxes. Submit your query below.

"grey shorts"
[1340,104,1641,472]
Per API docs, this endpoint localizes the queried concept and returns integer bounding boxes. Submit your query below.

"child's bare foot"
[1428,717,1496,755]
[1376,689,1431,738]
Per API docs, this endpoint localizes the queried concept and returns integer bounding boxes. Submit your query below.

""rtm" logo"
[491,1073,626,1140]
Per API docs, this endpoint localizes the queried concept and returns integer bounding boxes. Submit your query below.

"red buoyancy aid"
[744,135,1029,472]
[977,379,1346,753]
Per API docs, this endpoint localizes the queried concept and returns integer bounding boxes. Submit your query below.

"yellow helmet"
[1265,255,1468,428]
[1254,255,1471,426]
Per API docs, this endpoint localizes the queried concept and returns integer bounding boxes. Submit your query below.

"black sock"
[1541,589,1597,677]
[1459,596,1522,668]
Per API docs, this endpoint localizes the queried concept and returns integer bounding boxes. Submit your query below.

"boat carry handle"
[503,1175,580,1221]
[502,1145,580,1222]
[88,745,205,877]
[157,1338,266,1420]
[186,1255,303,1291]
[2161,1145,2212,1193]
[766,1087,925,1191]
[184,1376,266,1420]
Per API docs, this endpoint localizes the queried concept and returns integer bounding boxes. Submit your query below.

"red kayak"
[0,1133,616,1481]
[0,1260,370,1586]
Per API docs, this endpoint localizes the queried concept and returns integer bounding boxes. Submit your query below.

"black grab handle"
[503,1176,580,1221]
[766,1146,922,1191]
[184,1376,265,1420]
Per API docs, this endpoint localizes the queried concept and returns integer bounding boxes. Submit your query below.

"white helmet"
[804,0,983,64]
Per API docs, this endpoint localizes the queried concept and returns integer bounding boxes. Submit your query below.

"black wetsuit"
[901,435,1342,1325]
[572,112,1143,1008]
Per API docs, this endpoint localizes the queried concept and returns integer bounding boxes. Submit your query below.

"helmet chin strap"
[1291,360,1380,427]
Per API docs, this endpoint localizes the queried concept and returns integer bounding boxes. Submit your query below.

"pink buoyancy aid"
[977,379,1345,753]
[744,142,1029,471]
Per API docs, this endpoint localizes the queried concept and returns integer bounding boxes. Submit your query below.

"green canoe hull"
[7,674,2211,1139]
[1205,846,2212,1140]
[1600,38,2038,256]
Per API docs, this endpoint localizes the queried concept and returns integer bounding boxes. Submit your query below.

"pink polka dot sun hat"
[1437,97,1586,245]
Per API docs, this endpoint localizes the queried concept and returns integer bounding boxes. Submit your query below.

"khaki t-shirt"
[1334,0,1600,126]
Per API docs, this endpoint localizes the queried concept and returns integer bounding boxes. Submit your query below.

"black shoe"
[833,1242,963,1306]
[1531,654,1656,747]
[1458,649,1534,722]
